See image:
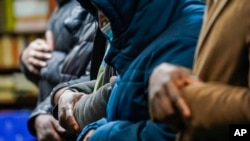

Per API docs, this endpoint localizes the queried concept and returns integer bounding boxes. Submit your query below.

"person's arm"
[51,77,116,133]
[148,63,250,140]
[51,78,96,106]
[184,83,250,127]
[27,97,53,136]
[27,97,75,141]
[52,77,116,132]
[49,79,96,132]
[77,118,176,141]
[41,7,97,85]
[20,31,53,85]
[178,83,250,140]
[40,51,67,85]
[74,76,116,129]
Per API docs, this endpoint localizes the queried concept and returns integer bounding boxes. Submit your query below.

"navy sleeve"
[77,119,175,141]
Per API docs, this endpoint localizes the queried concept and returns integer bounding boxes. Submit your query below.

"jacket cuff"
[77,118,108,141]
[27,111,51,136]
[50,79,96,106]
[50,82,70,106]
[52,88,79,120]
[27,97,53,136]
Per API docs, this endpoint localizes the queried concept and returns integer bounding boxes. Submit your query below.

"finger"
[36,131,44,141]
[66,108,80,132]
[150,87,175,121]
[165,81,191,118]
[36,52,52,60]
[31,50,52,60]
[52,118,66,133]
[187,75,203,85]
[27,65,40,75]
[28,57,47,67]
[37,130,61,141]
[172,71,190,87]
[59,105,80,133]
[32,39,52,52]
[46,30,54,50]
[49,130,63,141]
[53,121,76,140]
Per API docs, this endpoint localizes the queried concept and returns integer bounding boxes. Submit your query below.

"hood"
[77,0,138,37]
[78,0,178,40]
[77,0,204,75]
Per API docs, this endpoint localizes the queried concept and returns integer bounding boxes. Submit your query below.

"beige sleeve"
[179,83,250,140]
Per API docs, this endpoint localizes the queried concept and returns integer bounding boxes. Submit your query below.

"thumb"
[60,105,80,133]
[52,117,66,133]
[45,30,54,51]
[68,112,80,133]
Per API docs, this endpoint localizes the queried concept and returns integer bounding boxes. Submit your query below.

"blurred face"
[98,10,109,28]
[91,3,109,28]
[91,3,113,40]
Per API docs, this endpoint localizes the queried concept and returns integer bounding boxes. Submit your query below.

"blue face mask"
[100,22,113,41]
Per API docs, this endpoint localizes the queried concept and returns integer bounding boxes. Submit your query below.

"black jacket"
[19,0,97,135]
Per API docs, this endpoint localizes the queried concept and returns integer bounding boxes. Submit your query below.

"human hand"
[149,63,201,130]
[21,30,54,75]
[82,129,95,141]
[57,89,85,133]
[35,114,74,141]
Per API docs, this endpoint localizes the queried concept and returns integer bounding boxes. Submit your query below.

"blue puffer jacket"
[77,0,205,140]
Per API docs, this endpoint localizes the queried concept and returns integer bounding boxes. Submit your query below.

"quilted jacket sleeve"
[27,5,97,137]
[40,6,97,84]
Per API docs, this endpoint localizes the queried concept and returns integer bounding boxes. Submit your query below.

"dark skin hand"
[148,63,202,131]
[35,114,75,141]
[54,87,94,141]
[21,30,53,75]
[56,89,85,134]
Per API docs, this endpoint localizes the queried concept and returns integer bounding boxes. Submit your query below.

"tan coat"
[179,0,250,140]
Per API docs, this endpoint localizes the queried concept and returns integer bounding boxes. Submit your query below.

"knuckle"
[32,59,38,65]
[35,52,42,58]
[29,41,36,46]
[35,38,43,42]
[29,67,34,72]
[27,57,33,63]
[28,51,34,57]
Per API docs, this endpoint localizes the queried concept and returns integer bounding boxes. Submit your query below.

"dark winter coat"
[77,0,205,141]
[20,0,97,135]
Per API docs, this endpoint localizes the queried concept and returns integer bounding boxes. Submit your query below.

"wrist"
[53,87,79,105]
[53,87,69,105]
[34,114,47,130]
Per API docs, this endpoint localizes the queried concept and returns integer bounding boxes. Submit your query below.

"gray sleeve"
[27,97,53,136]
[40,51,67,85]
[74,76,117,129]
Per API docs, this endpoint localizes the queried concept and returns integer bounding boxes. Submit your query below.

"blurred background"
[0,0,56,140]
